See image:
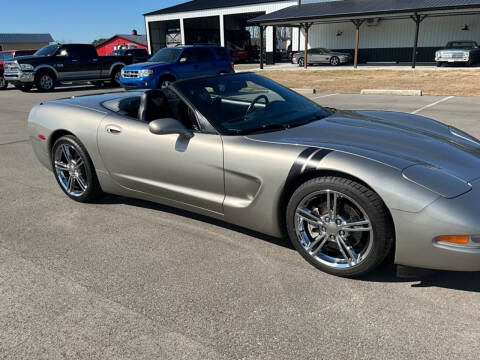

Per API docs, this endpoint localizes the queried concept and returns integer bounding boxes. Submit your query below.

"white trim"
[411,96,454,115]
[220,14,225,47]
[180,18,185,45]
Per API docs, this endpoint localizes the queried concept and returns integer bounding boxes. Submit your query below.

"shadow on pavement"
[97,195,480,292]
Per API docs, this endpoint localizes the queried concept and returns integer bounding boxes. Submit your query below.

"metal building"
[144,0,480,66]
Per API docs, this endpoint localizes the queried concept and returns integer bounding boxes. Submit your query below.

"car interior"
[104,89,200,131]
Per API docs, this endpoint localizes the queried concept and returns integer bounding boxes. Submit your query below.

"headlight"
[402,165,471,199]
[139,69,153,77]
[20,64,34,71]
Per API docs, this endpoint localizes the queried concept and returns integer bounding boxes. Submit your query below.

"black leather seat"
[137,90,174,122]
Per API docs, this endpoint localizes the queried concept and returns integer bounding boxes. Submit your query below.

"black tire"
[14,83,33,92]
[90,81,104,87]
[0,75,8,90]
[157,75,176,89]
[330,56,340,66]
[286,176,393,277]
[436,62,443,67]
[298,58,304,67]
[35,70,56,92]
[51,135,103,203]
[111,67,123,86]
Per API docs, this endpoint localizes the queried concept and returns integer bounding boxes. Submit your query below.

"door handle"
[72,59,79,62]
[106,125,122,134]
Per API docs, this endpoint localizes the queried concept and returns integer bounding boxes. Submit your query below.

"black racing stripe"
[286,147,318,183]
[303,149,333,173]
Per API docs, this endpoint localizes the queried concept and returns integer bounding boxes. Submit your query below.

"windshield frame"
[173,73,332,136]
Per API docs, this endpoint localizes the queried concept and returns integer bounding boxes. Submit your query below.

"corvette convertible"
[28,73,480,277]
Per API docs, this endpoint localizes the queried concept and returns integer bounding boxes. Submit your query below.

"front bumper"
[4,70,35,83]
[436,56,469,63]
[394,178,480,271]
[120,76,154,90]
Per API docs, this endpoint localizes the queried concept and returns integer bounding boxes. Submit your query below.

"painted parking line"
[411,96,454,115]
[312,93,338,100]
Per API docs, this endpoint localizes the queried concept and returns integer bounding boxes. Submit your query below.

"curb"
[360,89,423,96]
[292,88,316,94]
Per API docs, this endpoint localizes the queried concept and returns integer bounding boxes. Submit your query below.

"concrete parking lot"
[1,85,480,359]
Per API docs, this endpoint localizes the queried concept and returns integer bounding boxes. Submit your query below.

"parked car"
[109,48,150,64]
[292,48,351,66]
[120,45,234,90]
[28,72,480,278]
[0,49,36,90]
[3,43,135,92]
[435,41,480,67]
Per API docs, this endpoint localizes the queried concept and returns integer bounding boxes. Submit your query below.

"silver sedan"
[292,48,352,66]
[28,72,480,277]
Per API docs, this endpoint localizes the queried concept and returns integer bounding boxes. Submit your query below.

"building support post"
[219,15,225,47]
[411,13,427,69]
[180,18,185,45]
[352,19,365,69]
[259,25,265,70]
[302,23,312,70]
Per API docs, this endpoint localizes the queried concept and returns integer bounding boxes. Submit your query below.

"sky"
[1,0,187,43]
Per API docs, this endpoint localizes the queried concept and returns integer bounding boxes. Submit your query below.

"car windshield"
[446,42,477,49]
[34,44,60,56]
[150,47,182,63]
[175,73,331,135]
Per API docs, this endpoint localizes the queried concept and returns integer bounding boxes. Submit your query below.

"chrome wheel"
[295,190,373,269]
[330,56,340,66]
[40,74,54,90]
[54,144,88,197]
[160,80,170,89]
[298,58,304,67]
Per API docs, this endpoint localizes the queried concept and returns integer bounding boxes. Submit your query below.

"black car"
[109,48,150,63]
[3,43,135,92]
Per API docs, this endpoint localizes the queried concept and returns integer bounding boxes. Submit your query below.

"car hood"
[9,55,49,63]
[124,61,169,70]
[247,110,480,182]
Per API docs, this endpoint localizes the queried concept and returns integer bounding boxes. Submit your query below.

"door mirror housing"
[149,118,194,138]
[179,57,187,63]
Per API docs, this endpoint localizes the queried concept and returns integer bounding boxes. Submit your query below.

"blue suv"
[120,45,234,90]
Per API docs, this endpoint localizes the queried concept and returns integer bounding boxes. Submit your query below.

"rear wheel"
[90,81,104,87]
[35,71,56,92]
[436,62,443,67]
[330,56,340,66]
[298,58,304,67]
[51,135,103,203]
[286,176,393,277]
[0,75,8,90]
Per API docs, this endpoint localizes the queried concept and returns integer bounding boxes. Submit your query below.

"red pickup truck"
[0,49,36,89]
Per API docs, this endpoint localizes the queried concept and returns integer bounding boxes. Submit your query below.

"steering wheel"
[246,95,269,115]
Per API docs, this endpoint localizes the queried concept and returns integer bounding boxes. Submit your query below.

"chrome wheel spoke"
[74,159,84,169]
[342,219,371,232]
[66,176,75,192]
[296,206,322,225]
[337,236,358,265]
[54,161,69,172]
[326,190,339,218]
[307,233,327,252]
[76,176,87,191]
[310,235,329,255]
[62,145,73,162]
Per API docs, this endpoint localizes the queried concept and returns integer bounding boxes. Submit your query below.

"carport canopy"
[249,0,480,69]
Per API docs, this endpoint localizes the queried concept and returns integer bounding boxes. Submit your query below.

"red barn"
[96,30,148,56]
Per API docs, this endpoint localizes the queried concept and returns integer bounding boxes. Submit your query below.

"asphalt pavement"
[1,84,480,359]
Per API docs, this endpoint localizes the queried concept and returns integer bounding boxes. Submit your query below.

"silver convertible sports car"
[28,73,480,277]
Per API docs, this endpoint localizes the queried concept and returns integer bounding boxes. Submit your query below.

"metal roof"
[249,0,480,24]
[0,33,54,44]
[96,34,148,48]
[144,0,290,16]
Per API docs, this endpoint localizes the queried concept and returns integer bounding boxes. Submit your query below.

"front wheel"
[0,75,8,90]
[35,71,56,92]
[286,176,393,277]
[51,135,103,203]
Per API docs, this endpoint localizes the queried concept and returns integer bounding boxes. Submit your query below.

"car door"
[308,48,321,64]
[55,45,100,80]
[97,94,225,214]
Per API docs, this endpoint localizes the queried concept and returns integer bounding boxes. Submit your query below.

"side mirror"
[179,57,187,63]
[149,118,194,138]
